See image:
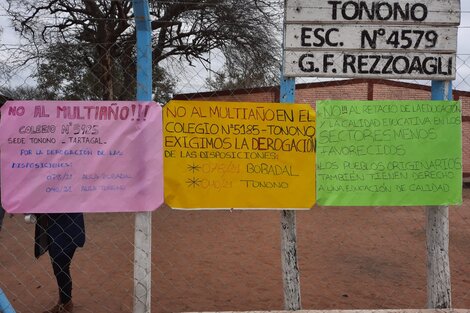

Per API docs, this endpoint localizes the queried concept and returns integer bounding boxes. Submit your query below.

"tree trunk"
[96,43,114,100]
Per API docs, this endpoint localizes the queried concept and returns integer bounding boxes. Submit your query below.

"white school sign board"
[283,0,460,80]
[285,0,461,24]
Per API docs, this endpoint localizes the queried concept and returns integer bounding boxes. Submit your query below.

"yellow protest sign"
[163,100,316,209]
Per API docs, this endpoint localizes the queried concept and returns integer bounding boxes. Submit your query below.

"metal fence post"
[426,80,453,309]
[279,74,302,310]
[132,1,153,313]
[279,1,301,309]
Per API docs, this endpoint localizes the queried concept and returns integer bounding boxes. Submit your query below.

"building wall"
[373,83,430,100]
[296,82,370,105]
[459,95,470,116]
[462,121,470,173]
[178,90,278,103]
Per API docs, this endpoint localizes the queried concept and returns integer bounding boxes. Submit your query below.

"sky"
[1,2,470,92]
[457,2,470,54]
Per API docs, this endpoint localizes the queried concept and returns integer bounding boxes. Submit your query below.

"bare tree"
[4,0,282,100]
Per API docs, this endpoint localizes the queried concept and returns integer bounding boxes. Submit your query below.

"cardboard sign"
[316,100,462,206]
[0,101,164,213]
[163,100,316,209]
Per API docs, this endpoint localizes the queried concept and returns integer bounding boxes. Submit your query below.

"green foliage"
[29,43,174,102]
[0,85,44,100]
[35,44,100,100]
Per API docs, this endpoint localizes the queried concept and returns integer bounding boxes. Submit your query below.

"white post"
[134,212,152,313]
[426,205,451,308]
[279,1,301,308]
[426,80,452,309]
[280,210,302,310]
[132,1,153,312]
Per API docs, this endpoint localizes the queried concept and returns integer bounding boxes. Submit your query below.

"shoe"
[42,301,73,313]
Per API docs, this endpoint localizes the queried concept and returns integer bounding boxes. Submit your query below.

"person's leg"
[0,207,5,231]
[51,248,76,304]
[42,248,76,313]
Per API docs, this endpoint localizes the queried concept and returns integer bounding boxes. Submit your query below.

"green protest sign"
[316,100,462,206]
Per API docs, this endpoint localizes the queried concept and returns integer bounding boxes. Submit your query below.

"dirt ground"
[1,189,470,313]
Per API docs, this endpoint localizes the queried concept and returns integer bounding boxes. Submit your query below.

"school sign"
[283,0,460,79]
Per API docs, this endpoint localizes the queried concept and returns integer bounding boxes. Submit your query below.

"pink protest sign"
[0,101,163,213]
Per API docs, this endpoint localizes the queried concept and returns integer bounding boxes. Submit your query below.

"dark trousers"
[49,247,76,304]
[0,207,4,230]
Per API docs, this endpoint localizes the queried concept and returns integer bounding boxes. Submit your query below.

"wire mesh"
[0,2,470,313]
